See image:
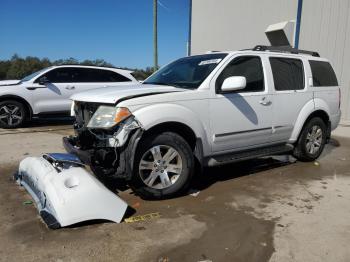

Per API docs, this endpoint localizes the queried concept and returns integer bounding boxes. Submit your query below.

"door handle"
[65,86,75,90]
[259,97,272,106]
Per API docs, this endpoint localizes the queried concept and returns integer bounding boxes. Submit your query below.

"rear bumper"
[62,137,92,165]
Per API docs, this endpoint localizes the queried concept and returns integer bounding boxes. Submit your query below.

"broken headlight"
[87,106,132,129]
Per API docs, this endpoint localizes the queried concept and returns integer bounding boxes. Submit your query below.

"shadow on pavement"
[191,155,295,192]
[24,117,74,128]
[0,117,74,134]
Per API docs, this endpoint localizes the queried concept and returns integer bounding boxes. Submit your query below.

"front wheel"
[0,100,26,129]
[130,132,194,199]
[293,117,327,161]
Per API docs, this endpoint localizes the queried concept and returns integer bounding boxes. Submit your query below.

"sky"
[0,0,190,69]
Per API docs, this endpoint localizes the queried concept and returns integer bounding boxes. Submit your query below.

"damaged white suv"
[64,46,341,199]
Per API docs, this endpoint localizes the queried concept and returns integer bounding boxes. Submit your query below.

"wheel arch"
[290,107,330,143]
[140,121,204,165]
[0,95,33,119]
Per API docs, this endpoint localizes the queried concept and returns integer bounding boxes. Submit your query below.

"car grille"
[74,102,100,126]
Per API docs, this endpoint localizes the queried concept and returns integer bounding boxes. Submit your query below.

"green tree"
[0,55,154,81]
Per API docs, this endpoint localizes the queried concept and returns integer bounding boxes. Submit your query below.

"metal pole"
[153,0,158,71]
[187,0,192,56]
[294,0,303,48]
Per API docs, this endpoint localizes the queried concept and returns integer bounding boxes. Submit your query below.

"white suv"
[64,46,341,199]
[0,65,137,128]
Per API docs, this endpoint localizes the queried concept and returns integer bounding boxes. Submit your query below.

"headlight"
[87,106,132,128]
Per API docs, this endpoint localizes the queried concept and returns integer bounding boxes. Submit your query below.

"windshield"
[21,68,49,82]
[143,53,227,89]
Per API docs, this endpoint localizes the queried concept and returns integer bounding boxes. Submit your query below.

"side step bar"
[207,144,294,167]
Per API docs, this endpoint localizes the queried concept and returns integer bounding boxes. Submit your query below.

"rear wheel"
[130,132,194,199]
[293,117,327,161]
[0,100,26,129]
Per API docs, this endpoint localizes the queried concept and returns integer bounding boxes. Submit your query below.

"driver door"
[209,55,273,153]
[31,67,79,113]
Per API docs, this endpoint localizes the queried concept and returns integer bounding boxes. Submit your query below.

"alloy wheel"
[306,125,323,155]
[139,145,183,189]
[0,104,23,127]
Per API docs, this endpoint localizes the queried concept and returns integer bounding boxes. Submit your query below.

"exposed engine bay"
[64,101,143,180]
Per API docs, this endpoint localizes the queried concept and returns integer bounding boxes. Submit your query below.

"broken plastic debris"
[125,212,160,223]
[23,200,33,205]
[188,188,200,197]
[132,202,141,209]
[158,257,170,262]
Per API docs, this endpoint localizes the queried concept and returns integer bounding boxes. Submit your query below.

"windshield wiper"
[143,82,169,86]
[144,82,193,89]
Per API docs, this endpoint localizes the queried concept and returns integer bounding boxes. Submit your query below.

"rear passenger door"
[268,56,313,143]
[209,55,273,153]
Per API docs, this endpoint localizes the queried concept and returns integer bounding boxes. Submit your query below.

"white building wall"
[298,0,350,121]
[191,0,298,54]
[191,0,350,122]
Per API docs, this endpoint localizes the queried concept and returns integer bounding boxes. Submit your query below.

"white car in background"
[0,65,138,128]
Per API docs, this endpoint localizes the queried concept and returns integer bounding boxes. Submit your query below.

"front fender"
[132,103,210,155]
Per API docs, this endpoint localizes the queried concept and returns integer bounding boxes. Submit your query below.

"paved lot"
[0,121,350,262]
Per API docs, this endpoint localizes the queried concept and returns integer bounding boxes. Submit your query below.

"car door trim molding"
[215,127,272,138]
[215,126,285,138]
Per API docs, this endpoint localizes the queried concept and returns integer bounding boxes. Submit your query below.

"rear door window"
[309,60,338,86]
[269,57,304,91]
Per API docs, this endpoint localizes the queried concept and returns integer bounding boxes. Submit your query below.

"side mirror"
[221,76,246,92]
[38,76,50,85]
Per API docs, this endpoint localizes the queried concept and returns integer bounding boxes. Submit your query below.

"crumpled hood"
[70,83,186,104]
[0,80,21,86]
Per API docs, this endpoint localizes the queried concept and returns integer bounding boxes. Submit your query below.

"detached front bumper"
[16,154,128,229]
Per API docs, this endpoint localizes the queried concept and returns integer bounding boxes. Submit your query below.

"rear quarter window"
[309,60,338,86]
[269,57,304,91]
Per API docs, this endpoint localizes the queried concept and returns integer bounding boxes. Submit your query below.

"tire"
[130,132,194,199]
[0,100,26,129]
[293,117,327,162]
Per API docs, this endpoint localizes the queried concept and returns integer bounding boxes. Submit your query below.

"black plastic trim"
[215,127,272,138]
[207,143,293,167]
[62,137,92,164]
[253,45,320,57]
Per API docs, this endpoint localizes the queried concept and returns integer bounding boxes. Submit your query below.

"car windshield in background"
[143,53,228,89]
[21,68,49,82]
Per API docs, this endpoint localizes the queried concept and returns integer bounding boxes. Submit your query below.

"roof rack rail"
[252,45,320,57]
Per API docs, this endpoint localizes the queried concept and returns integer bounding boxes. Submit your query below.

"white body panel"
[70,84,184,104]
[17,156,128,228]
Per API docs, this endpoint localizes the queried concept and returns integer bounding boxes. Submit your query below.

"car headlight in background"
[87,106,132,128]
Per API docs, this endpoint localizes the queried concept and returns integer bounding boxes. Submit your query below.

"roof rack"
[252,45,320,57]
